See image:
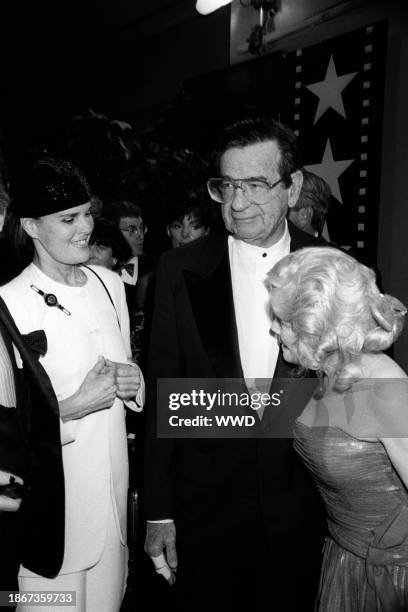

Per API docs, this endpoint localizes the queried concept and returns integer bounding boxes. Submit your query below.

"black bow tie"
[122,263,135,277]
[22,329,47,359]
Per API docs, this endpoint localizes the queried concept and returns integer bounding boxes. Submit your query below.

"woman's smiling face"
[25,202,94,266]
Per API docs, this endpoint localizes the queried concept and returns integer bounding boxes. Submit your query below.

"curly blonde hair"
[266,247,406,392]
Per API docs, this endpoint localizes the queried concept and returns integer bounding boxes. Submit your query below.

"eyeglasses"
[120,224,146,236]
[207,176,289,204]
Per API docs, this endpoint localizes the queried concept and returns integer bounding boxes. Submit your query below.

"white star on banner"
[305,139,354,203]
[306,55,358,124]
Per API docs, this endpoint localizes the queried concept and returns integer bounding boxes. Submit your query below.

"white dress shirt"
[228,222,291,384]
[0,332,16,408]
[120,255,138,286]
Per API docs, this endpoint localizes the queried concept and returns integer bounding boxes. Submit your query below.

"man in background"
[288,168,330,238]
[107,200,147,286]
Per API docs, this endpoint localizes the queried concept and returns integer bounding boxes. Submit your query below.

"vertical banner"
[280,21,387,264]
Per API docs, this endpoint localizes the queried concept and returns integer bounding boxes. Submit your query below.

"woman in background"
[166,190,212,249]
[267,246,408,611]
[1,158,144,612]
[87,217,132,271]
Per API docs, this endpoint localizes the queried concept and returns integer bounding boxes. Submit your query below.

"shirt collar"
[229,220,290,265]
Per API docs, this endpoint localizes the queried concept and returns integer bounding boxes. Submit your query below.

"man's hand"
[0,472,23,513]
[105,359,141,400]
[145,521,177,585]
[59,356,117,422]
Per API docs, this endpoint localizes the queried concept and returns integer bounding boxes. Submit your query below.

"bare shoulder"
[360,352,407,379]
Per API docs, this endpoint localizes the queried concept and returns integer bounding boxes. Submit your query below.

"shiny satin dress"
[294,421,408,611]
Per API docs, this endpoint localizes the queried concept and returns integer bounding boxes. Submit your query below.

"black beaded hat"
[10,158,91,218]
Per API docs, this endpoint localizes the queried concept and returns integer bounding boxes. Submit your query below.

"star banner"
[279,21,387,264]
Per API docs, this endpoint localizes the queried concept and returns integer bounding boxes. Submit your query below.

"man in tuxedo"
[0,201,64,597]
[144,118,326,611]
[107,200,147,287]
[107,200,156,368]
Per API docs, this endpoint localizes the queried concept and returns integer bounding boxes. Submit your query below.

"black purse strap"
[82,265,121,330]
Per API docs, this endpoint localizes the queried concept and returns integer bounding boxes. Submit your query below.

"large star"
[305,139,354,203]
[306,55,358,124]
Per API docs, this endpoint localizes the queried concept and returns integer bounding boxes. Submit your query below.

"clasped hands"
[60,356,141,422]
[103,358,141,401]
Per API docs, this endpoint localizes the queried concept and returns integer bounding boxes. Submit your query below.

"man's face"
[219,140,302,248]
[119,216,145,257]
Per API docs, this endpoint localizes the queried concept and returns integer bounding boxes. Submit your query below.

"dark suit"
[144,224,326,611]
[0,297,64,592]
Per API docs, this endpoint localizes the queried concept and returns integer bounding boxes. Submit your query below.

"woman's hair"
[90,217,132,265]
[165,186,213,228]
[106,200,143,223]
[266,247,407,392]
[218,117,301,188]
[4,212,35,266]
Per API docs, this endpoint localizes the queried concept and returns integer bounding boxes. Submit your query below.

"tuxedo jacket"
[144,224,326,545]
[0,297,64,577]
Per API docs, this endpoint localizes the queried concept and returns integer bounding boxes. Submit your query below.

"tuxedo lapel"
[0,298,58,415]
[184,237,243,379]
[0,304,29,434]
[288,219,326,252]
[262,357,318,435]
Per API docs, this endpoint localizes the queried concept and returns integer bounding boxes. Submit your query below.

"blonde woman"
[267,246,407,612]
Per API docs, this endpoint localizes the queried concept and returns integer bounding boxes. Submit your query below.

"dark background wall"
[0,1,230,144]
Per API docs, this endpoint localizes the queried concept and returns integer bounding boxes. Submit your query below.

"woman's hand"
[59,356,117,422]
[105,358,141,400]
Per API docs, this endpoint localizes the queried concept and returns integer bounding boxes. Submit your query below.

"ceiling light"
[195,0,233,16]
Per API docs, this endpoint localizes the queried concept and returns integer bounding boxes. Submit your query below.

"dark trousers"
[174,514,322,612]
